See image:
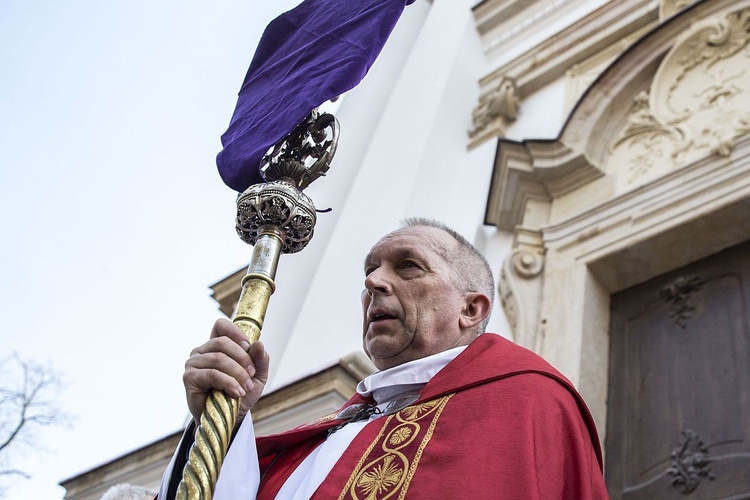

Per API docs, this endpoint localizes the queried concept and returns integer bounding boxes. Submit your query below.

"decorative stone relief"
[498,240,545,350]
[611,90,689,184]
[607,7,750,191]
[564,24,653,115]
[469,76,521,143]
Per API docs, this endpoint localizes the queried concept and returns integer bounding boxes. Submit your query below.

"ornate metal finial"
[235,110,340,253]
[261,109,339,190]
[235,182,317,254]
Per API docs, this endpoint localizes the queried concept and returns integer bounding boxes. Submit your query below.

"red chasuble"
[256,334,608,499]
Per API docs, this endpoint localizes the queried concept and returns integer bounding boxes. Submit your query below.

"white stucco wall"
[505,78,569,140]
[264,0,516,389]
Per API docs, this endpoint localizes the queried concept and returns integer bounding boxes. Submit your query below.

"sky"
[0,1,302,497]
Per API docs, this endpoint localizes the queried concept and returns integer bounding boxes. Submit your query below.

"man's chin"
[364,342,411,370]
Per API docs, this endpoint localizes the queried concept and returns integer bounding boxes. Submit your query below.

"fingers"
[184,319,265,424]
[245,341,269,389]
[236,341,269,422]
[186,347,250,396]
[192,337,250,376]
[210,318,252,350]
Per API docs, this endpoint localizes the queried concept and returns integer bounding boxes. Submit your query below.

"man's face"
[361,226,475,370]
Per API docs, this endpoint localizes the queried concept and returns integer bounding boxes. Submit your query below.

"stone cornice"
[484,139,603,230]
[544,135,750,257]
[469,0,657,149]
[476,0,656,97]
[472,0,547,36]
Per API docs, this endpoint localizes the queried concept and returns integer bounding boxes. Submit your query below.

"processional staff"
[175,0,416,498]
[177,110,338,499]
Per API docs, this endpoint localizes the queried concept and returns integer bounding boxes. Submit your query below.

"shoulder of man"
[425,333,573,395]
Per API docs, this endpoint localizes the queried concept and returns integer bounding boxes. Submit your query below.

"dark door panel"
[606,240,750,499]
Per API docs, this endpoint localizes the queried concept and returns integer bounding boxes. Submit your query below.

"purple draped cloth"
[217,0,415,193]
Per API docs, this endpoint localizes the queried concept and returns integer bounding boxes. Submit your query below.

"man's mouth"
[368,310,397,323]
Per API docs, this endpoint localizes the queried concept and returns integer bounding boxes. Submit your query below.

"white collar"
[357,346,466,405]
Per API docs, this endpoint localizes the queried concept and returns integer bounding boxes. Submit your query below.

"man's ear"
[459,292,492,330]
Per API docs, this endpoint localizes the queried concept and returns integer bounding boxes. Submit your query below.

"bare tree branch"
[0,469,30,479]
[0,354,71,492]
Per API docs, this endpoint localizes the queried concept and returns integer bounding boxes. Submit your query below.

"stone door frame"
[485,0,750,439]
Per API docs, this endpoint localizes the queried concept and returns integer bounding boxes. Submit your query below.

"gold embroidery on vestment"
[388,427,412,446]
[301,412,338,428]
[338,394,455,500]
[356,454,404,498]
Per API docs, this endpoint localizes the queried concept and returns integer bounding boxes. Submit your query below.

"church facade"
[62,0,750,497]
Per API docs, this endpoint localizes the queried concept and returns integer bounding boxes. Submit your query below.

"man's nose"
[364,267,391,295]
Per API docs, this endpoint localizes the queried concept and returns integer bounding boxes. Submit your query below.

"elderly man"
[160,219,608,499]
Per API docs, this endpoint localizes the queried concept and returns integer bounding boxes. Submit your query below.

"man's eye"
[400,261,418,269]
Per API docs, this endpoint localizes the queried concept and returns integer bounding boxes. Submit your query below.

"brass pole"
[176,110,338,499]
[177,227,283,499]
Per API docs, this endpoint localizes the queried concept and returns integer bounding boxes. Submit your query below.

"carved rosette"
[236,180,316,254]
[608,7,750,189]
[509,248,544,278]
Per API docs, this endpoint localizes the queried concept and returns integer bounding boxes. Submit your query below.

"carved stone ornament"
[659,275,702,328]
[469,76,521,140]
[668,429,714,494]
[509,248,544,278]
[498,248,545,349]
[498,267,519,333]
[608,7,750,188]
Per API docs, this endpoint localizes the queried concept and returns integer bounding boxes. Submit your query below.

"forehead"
[365,226,456,264]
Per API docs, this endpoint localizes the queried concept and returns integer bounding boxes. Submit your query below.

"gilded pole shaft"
[177,228,283,500]
[233,225,284,341]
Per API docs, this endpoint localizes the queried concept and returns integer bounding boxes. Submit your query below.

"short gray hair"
[401,218,494,333]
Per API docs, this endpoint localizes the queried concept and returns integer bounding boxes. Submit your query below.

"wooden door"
[606,240,750,499]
